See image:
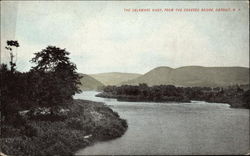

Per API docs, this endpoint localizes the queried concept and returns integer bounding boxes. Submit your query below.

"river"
[74,91,249,155]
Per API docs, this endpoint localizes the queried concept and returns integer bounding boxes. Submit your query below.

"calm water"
[75,91,249,155]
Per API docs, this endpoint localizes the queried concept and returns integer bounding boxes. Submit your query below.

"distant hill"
[121,66,249,87]
[90,72,142,86]
[78,74,105,91]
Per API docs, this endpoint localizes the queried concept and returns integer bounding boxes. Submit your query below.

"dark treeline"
[97,84,250,108]
[1,41,128,155]
[1,42,82,124]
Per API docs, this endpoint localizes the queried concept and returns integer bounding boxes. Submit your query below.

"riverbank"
[0,99,128,156]
[96,92,191,103]
[76,91,250,155]
[96,91,249,109]
[97,85,249,109]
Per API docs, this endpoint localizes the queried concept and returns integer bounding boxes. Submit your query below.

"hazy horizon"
[88,65,249,75]
[1,1,249,74]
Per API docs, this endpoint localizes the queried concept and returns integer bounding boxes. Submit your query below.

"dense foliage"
[30,46,82,107]
[0,44,82,123]
[1,41,128,156]
[98,84,249,108]
[1,100,128,156]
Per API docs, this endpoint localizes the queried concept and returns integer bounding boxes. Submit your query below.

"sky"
[1,1,249,74]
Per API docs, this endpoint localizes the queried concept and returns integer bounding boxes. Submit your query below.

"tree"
[30,46,82,107]
[5,40,19,72]
[1,40,21,122]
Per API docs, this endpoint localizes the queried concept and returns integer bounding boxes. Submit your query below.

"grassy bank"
[0,99,128,156]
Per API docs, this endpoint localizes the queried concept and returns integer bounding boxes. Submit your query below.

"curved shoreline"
[1,99,128,156]
[96,92,191,103]
[96,92,249,109]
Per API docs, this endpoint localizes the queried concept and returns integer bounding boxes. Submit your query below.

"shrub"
[66,118,84,130]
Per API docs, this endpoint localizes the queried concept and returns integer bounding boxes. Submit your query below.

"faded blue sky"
[1,1,249,74]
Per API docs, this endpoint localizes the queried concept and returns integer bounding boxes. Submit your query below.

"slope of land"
[90,72,141,86]
[79,74,105,91]
[1,99,128,156]
[121,66,249,87]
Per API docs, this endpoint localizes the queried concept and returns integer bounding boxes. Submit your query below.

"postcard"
[1,1,249,155]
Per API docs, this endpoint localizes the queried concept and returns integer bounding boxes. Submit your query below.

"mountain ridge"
[90,72,142,86]
[120,66,249,87]
[78,74,104,91]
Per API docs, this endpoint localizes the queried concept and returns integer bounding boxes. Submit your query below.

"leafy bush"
[66,118,84,130]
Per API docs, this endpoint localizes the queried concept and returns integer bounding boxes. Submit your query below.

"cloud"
[1,1,249,74]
